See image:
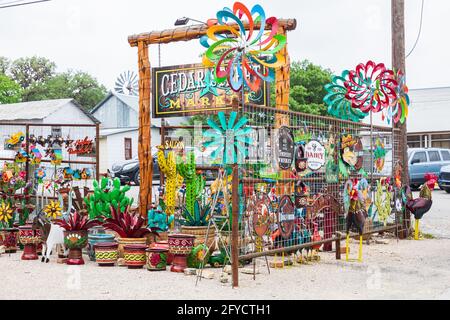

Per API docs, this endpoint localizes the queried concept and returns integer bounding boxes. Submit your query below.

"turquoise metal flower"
[203,111,254,165]
[324,70,368,122]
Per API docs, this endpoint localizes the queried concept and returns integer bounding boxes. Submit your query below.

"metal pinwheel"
[203,111,254,165]
[345,60,398,113]
[200,2,286,92]
[324,70,368,122]
[385,69,409,124]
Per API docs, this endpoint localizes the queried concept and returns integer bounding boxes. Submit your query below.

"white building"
[91,91,187,174]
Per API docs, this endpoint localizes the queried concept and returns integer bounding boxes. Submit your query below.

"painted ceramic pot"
[64,230,88,265]
[150,241,173,265]
[146,248,168,271]
[88,231,115,261]
[94,242,119,267]
[117,237,147,259]
[168,234,195,273]
[18,224,42,260]
[0,228,19,253]
[123,244,147,269]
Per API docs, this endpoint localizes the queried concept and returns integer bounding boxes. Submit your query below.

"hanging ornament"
[345,61,398,113]
[373,138,386,172]
[200,2,286,92]
[35,168,46,184]
[44,200,62,220]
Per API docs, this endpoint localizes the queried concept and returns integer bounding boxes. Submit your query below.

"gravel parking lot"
[1,189,449,300]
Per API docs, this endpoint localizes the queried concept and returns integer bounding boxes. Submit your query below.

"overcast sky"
[0,0,448,91]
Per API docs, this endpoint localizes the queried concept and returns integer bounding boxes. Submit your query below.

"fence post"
[231,98,240,288]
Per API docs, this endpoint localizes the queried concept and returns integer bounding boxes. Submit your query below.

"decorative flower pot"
[0,228,19,253]
[64,230,88,265]
[88,228,115,261]
[180,226,216,253]
[146,248,168,271]
[18,224,42,260]
[168,234,195,273]
[150,241,173,265]
[117,238,147,259]
[94,242,118,267]
[123,244,147,269]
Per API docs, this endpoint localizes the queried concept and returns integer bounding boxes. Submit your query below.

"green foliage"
[9,56,56,89]
[270,59,332,115]
[1,56,107,110]
[0,74,21,104]
[179,200,211,227]
[23,70,107,110]
[84,177,133,220]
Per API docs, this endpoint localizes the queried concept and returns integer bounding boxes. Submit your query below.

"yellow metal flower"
[0,201,14,223]
[44,201,62,219]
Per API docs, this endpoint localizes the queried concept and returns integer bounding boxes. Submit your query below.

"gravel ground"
[1,188,448,300]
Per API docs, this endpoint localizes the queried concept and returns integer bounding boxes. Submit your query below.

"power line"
[0,0,51,9]
[406,0,425,59]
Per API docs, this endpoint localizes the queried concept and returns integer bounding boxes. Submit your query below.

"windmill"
[114,71,138,96]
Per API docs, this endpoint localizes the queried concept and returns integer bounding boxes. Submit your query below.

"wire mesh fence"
[161,104,404,263]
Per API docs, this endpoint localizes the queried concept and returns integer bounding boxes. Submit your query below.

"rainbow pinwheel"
[203,111,254,165]
[384,70,409,124]
[345,61,398,113]
[324,70,368,122]
[200,2,286,92]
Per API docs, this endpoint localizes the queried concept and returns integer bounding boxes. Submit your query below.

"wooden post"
[137,41,153,217]
[392,0,410,238]
[275,27,291,195]
[231,98,240,288]
[95,123,100,181]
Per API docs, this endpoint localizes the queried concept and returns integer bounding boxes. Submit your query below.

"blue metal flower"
[203,111,254,165]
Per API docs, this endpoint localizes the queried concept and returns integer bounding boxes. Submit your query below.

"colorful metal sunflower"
[203,111,253,165]
[0,201,14,224]
[345,61,398,113]
[200,2,286,92]
[44,200,62,219]
[324,70,368,122]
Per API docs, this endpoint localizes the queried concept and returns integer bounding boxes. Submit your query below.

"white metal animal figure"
[32,211,67,263]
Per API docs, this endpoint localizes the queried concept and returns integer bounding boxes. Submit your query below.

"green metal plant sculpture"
[177,152,205,216]
[157,146,182,217]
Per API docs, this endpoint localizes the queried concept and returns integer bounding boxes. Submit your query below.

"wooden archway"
[127,19,297,217]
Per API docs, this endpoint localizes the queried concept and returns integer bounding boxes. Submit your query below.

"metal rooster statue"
[405,179,433,240]
[344,179,368,262]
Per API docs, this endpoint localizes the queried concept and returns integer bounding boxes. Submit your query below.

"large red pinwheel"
[344,61,398,113]
[200,2,286,92]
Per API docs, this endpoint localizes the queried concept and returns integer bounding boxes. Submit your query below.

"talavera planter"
[123,244,147,269]
[0,228,19,253]
[18,224,42,260]
[168,234,195,273]
[146,248,168,271]
[94,242,119,266]
[64,230,88,265]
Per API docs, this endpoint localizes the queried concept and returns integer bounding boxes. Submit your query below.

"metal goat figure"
[32,191,73,263]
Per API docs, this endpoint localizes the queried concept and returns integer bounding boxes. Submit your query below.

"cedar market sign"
[305,140,325,171]
[277,127,295,170]
[152,63,269,118]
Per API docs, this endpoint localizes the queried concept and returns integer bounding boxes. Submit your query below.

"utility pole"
[392,0,410,238]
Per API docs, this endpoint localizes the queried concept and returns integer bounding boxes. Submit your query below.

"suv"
[408,148,450,189]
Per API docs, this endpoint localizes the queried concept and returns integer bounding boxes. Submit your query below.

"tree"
[0,74,22,104]
[9,56,56,89]
[0,56,10,75]
[271,60,332,116]
[24,70,107,110]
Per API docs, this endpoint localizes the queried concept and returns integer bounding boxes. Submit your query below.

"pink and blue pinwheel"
[384,70,409,125]
[200,2,286,93]
[324,70,368,122]
[203,111,254,165]
[345,61,398,113]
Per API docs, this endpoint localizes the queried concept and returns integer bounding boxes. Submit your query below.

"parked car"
[110,155,218,186]
[110,156,160,186]
[439,165,450,193]
[408,148,450,189]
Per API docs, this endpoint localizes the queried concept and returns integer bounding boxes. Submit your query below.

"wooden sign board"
[152,63,269,118]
